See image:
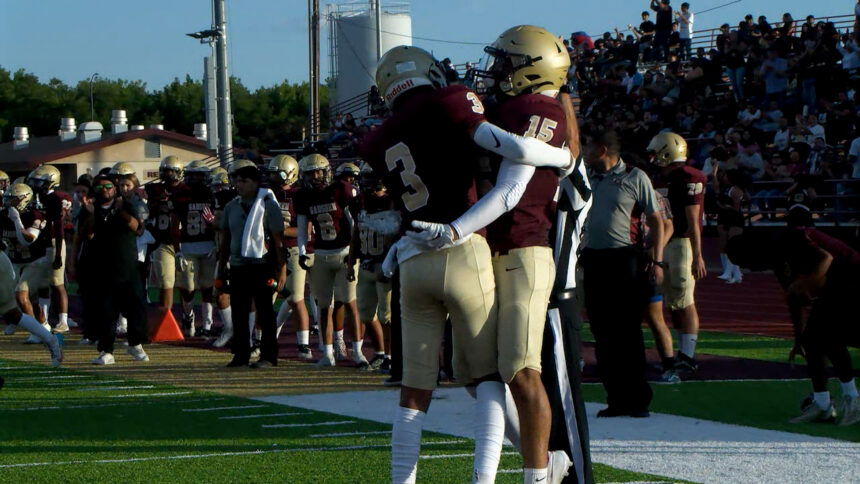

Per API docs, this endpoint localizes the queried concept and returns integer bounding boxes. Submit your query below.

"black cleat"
[674,354,698,375]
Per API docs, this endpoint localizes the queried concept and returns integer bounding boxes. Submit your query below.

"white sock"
[324,344,334,358]
[219,307,233,332]
[59,313,68,326]
[523,467,548,484]
[680,334,697,359]
[813,391,831,409]
[376,351,386,357]
[391,406,425,484]
[202,302,214,330]
[473,381,505,483]
[254,328,262,341]
[731,263,742,281]
[249,312,256,327]
[117,316,127,329]
[297,330,309,346]
[841,379,859,398]
[352,340,364,354]
[38,298,50,320]
[502,385,522,452]
[18,314,53,343]
[335,329,344,342]
[719,253,729,273]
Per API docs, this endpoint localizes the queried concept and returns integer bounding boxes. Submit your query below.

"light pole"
[89,73,99,121]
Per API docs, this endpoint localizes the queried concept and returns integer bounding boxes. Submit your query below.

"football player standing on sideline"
[145,156,188,320]
[648,132,707,377]
[210,166,238,348]
[581,128,664,418]
[360,45,576,484]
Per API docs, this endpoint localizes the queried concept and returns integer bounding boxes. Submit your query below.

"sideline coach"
[579,128,664,418]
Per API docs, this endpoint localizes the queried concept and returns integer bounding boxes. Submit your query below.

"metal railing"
[690,14,855,52]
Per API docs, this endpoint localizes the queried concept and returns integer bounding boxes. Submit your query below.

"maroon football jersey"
[658,165,706,239]
[485,94,565,252]
[1,208,48,263]
[39,191,73,239]
[174,184,216,243]
[145,182,188,245]
[358,84,486,227]
[271,185,298,248]
[357,192,396,263]
[294,181,356,251]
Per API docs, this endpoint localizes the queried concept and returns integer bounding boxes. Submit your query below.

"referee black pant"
[581,247,652,413]
[230,263,278,364]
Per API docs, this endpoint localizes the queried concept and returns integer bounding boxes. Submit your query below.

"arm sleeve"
[449,160,535,239]
[472,122,572,169]
[297,214,309,257]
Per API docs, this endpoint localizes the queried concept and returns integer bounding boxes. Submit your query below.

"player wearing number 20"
[145,156,189,317]
[294,154,362,367]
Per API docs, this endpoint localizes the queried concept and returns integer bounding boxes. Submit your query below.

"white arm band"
[297,214,308,257]
[473,121,572,169]
[450,160,534,239]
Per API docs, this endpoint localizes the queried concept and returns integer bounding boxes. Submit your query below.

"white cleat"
[298,346,313,360]
[4,324,17,335]
[334,339,349,361]
[316,354,335,367]
[47,335,63,367]
[837,395,860,426]
[127,344,150,362]
[53,321,70,333]
[547,450,572,484]
[790,402,836,423]
[212,329,233,348]
[352,351,369,367]
[92,352,115,365]
[717,271,731,281]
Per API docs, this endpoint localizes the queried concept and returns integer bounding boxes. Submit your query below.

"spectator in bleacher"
[441,58,459,83]
[630,11,656,61]
[723,36,748,102]
[757,16,774,37]
[737,139,765,181]
[675,2,694,60]
[774,118,792,152]
[837,33,860,74]
[780,13,796,38]
[755,101,784,133]
[651,0,674,61]
[759,47,789,107]
[737,102,762,128]
[849,133,860,178]
[798,114,826,146]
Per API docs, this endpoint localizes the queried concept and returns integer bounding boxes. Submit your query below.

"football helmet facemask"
[3,183,33,212]
[299,154,332,190]
[376,45,448,108]
[648,132,688,167]
[159,155,184,183]
[266,155,300,186]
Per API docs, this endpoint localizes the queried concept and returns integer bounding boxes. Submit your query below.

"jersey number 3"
[385,142,429,212]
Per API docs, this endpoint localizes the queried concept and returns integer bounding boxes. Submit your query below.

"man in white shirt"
[803,115,826,146]
[676,2,694,60]
[773,118,791,151]
[848,135,860,178]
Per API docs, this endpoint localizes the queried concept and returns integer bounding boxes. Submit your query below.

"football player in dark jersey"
[145,156,188,319]
[173,160,218,338]
[348,163,399,371]
[648,132,707,377]
[25,165,74,340]
[209,165,237,348]
[0,183,63,365]
[295,154,364,367]
[333,162,362,358]
[264,155,315,359]
[359,44,577,484]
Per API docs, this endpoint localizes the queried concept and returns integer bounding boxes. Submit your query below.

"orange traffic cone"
[151,310,185,342]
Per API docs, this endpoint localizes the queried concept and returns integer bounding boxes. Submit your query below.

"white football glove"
[405,220,456,250]
[175,252,190,273]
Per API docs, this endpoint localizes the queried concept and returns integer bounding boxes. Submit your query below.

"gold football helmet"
[376,45,448,108]
[110,161,136,177]
[0,170,10,192]
[28,165,61,191]
[3,183,33,211]
[185,159,212,173]
[335,162,360,180]
[299,154,332,189]
[648,132,688,166]
[159,155,184,181]
[228,159,256,175]
[266,155,299,186]
[481,25,570,97]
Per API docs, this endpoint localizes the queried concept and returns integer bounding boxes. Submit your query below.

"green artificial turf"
[0,360,674,483]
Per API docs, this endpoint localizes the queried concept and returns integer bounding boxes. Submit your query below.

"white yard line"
[262,420,355,429]
[218,412,310,420]
[77,386,155,391]
[13,375,92,381]
[107,392,192,398]
[309,430,391,438]
[4,397,226,412]
[257,389,860,484]
[182,405,267,412]
[47,380,125,386]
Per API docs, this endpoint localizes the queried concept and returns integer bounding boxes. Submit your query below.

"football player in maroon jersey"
[348,163,399,371]
[173,160,218,338]
[209,165,237,348]
[264,155,315,359]
[145,156,188,318]
[26,165,74,337]
[359,44,577,484]
[295,154,364,367]
[648,132,707,377]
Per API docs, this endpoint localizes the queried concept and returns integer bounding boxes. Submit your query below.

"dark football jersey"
[39,191,73,239]
[212,188,237,212]
[357,192,396,263]
[145,182,188,245]
[1,208,48,263]
[294,181,356,251]
[658,165,706,239]
[485,94,564,252]
[358,84,486,227]
[174,184,216,243]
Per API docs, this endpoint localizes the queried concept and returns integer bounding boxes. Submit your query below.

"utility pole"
[372,0,382,60]
[308,0,320,142]
[213,0,233,166]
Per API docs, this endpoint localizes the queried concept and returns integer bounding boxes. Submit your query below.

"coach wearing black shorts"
[580,129,665,418]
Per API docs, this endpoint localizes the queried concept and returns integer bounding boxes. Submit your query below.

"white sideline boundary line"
[0,440,466,468]
[78,386,155,392]
[107,392,192,398]
[262,420,355,429]
[183,405,267,412]
[47,380,125,386]
[13,375,91,381]
[3,397,226,412]
[309,430,391,438]
[218,412,310,420]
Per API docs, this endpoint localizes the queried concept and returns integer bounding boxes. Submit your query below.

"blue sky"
[0,0,851,90]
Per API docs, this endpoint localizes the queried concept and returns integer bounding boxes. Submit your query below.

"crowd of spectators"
[566,3,860,224]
